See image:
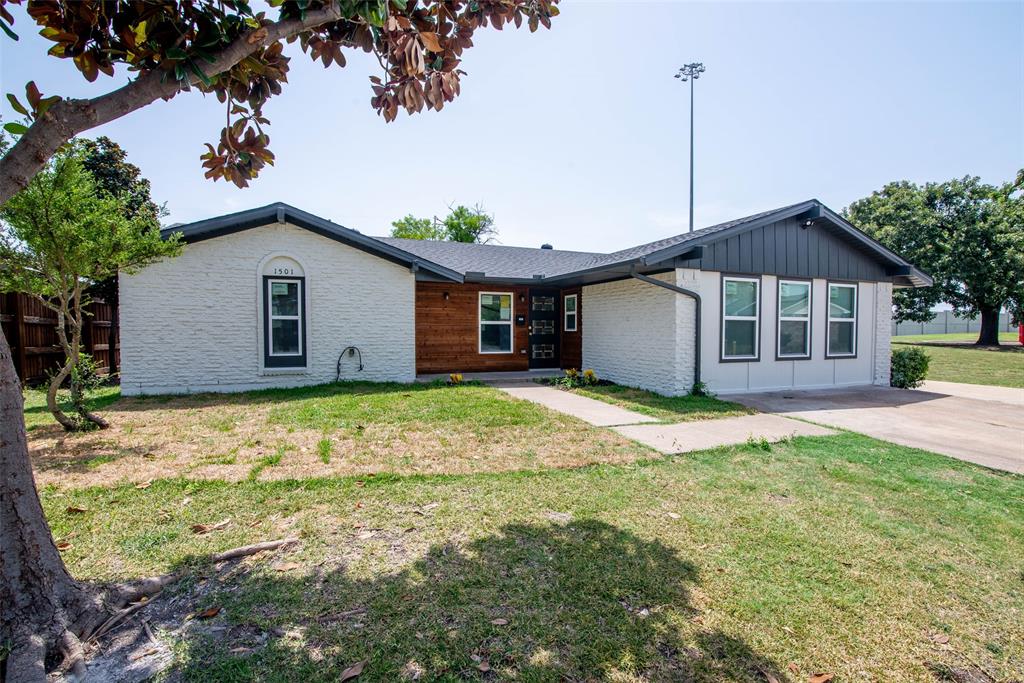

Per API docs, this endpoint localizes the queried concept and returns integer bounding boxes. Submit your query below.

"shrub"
[691,380,714,397]
[890,347,930,388]
[548,368,600,389]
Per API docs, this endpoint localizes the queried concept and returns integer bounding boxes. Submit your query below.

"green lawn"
[892,332,1018,344]
[44,433,1024,682]
[562,383,754,423]
[892,342,1024,388]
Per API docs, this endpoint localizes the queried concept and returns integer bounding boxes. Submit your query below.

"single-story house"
[119,199,931,396]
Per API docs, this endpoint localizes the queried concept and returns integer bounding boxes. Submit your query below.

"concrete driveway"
[731,382,1024,474]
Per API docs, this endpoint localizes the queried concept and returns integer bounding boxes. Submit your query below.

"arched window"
[262,257,306,368]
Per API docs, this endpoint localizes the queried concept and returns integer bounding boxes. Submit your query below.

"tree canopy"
[390,203,496,242]
[0,0,559,205]
[0,151,180,429]
[846,173,1024,344]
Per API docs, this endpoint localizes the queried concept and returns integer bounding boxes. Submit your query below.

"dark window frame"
[825,280,859,359]
[775,277,813,361]
[263,275,307,368]
[719,273,762,363]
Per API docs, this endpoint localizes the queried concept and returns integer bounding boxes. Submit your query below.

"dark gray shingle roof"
[374,238,603,280]
[375,201,817,278]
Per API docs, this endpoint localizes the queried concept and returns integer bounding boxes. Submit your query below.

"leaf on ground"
[808,674,834,683]
[128,647,160,662]
[340,660,366,680]
[930,633,950,644]
[477,660,491,672]
[272,561,301,572]
[190,518,231,534]
[135,480,152,489]
[788,662,800,673]
[56,541,72,551]
[490,618,508,626]
[66,506,88,514]
[757,666,780,683]
[194,606,221,620]
[666,512,681,519]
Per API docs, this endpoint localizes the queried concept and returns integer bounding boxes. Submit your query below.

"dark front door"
[528,288,560,368]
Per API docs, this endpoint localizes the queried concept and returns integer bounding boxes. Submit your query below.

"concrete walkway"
[497,383,659,427]
[614,414,835,454]
[497,382,835,452]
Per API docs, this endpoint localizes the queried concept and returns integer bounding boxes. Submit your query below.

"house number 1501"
[272,267,295,275]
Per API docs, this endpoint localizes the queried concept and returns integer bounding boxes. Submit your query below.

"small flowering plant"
[447,373,464,386]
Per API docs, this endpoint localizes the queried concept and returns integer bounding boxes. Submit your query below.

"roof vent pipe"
[541,244,553,250]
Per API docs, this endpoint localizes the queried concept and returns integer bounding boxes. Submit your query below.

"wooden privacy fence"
[0,291,119,386]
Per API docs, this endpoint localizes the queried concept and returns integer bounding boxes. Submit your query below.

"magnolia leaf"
[6,93,28,116]
[194,606,222,620]
[808,674,834,683]
[272,561,301,572]
[490,618,508,626]
[136,480,152,489]
[340,660,367,681]
[66,506,89,514]
[56,541,72,551]
[419,31,442,52]
[4,122,29,135]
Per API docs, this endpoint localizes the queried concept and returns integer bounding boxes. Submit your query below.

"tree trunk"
[0,326,110,682]
[976,307,1001,346]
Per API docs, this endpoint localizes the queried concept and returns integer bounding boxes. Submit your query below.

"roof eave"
[162,203,464,283]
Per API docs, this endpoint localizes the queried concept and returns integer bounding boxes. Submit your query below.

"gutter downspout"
[630,271,702,387]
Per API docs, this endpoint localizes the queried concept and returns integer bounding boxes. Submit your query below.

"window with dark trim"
[264,276,307,368]
[827,282,857,357]
[564,294,578,332]
[721,276,759,360]
[777,280,811,359]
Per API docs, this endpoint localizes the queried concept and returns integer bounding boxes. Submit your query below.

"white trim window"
[564,294,578,332]
[777,280,811,359]
[479,292,513,354]
[827,282,858,357]
[722,276,760,360]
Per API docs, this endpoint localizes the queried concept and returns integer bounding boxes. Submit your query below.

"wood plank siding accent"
[415,282,583,374]
[415,282,530,374]
[0,291,119,385]
[560,286,582,370]
[676,216,890,282]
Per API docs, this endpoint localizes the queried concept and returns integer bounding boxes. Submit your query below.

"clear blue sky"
[2,1,1021,253]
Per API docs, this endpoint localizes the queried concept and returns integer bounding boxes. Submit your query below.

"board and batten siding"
[676,216,891,282]
[581,272,696,396]
[120,222,415,395]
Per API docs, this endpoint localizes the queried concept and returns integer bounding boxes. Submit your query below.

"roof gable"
[163,203,463,283]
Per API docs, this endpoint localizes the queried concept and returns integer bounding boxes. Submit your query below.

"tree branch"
[0,2,343,206]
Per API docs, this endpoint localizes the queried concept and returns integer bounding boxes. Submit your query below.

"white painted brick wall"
[874,282,893,385]
[582,271,697,396]
[120,222,415,395]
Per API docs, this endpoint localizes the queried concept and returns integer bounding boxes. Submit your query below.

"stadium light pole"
[675,62,705,233]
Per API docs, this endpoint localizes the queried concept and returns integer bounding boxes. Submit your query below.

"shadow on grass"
[153,519,781,681]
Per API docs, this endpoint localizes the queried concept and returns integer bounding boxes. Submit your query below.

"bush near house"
[890,347,930,388]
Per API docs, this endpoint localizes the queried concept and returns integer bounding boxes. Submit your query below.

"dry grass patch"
[26,382,652,488]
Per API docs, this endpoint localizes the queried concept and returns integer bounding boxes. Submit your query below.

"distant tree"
[390,214,445,240]
[847,173,1024,345]
[75,136,162,222]
[390,203,497,243]
[75,137,166,376]
[443,203,497,243]
[0,152,181,431]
